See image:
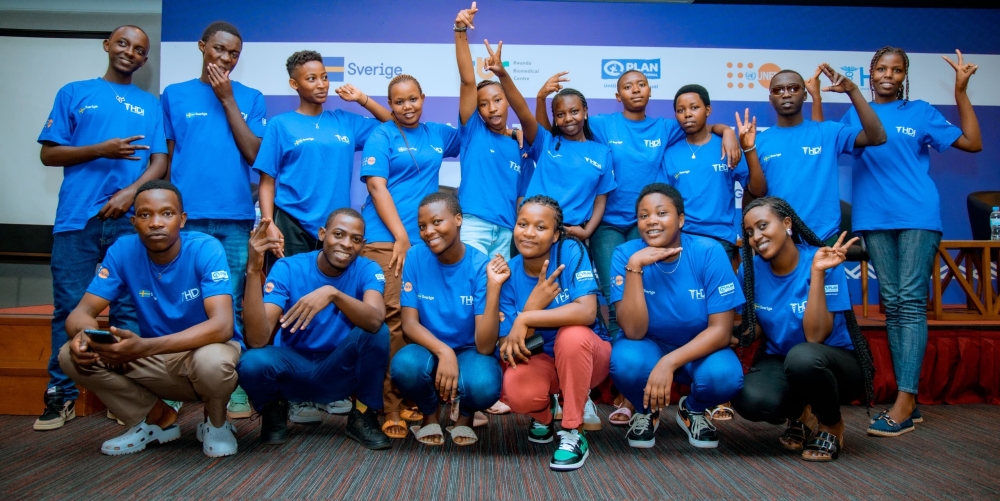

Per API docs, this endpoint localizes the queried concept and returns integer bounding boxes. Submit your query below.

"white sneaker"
[323,399,353,415]
[197,420,238,457]
[101,422,181,456]
[289,402,324,423]
[552,394,563,420]
[583,398,602,431]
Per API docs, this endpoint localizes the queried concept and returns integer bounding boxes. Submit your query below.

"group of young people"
[36,3,982,472]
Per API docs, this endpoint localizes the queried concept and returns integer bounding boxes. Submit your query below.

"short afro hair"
[674,84,710,106]
[134,179,184,210]
[286,50,323,77]
[201,21,241,42]
[419,192,462,217]
[635,182,684,216]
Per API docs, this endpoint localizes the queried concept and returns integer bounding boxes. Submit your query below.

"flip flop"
[410,423,444,446]
[609,405,632,426]
[446,425,478,446]
[709,403,735,421]
[400,408,423,422]
[381,419,407,439]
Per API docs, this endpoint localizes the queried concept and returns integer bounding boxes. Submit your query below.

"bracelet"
[362,94,369,106]
[453,24,468,32]
[625,266,643,275]
[742,144,757,153]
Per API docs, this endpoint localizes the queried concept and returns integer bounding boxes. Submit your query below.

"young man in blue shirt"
[161,21,266,418]
[59,180,241,458]
[239,209,392,450]
[36,25,168,431]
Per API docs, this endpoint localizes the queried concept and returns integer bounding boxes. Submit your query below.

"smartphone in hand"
[84,329,118,344]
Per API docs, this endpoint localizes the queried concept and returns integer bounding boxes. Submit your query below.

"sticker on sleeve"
[614,275,623,286]
[824,284,839,294]
[98,267,110,279]
[718,282,736,296]
[403,282,413,292]
[264,282,275,293]
[211,270,230,282]
[376,273,385,282]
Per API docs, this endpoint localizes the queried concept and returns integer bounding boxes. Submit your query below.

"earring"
[786,228,793,236]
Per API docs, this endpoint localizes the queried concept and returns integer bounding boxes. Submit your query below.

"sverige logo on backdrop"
[601,59,661,79]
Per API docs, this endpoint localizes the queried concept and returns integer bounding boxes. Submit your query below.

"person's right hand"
[805,65,823,99]
[435,348,460,401]
[538,72,569,99]
[523,260,565,311]
[265,221,285,259]
[483,39,507,78]
[735,109,757,152]
[626,246,682,270]
[390,238,411,278]
[98,136,149,160]
[69,331,99,367]
[499,317,532,368]
[248,218,282,274]
[455,1,477,30]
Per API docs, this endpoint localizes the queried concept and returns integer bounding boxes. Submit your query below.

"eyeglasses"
[770,84,803,96]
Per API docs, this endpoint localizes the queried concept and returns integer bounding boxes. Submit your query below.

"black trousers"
[265,206,322,271]
[732,343,864,427]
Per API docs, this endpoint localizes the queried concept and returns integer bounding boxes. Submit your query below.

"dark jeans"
[390,344,502,417]
[50,216,140,400]
[265,207,322,271]
[236,324,390,411]
[590,222,641,338]
[732,343,864,427]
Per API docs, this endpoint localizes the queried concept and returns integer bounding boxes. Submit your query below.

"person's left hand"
[487,254,511,286]
[483,39,507,78]
[565,225,588,240]
[643,357,675,413]
[735,109,756,155]
[88,326,149,365]
[805,65,823,99]
[97,187,136,220]
[335,84,367,103]
[720,128,742,168]
[811,231,859,272]
[206,63,235,103]
[281,285,337,332]
[943,49,979,93]
[820,63,858,94]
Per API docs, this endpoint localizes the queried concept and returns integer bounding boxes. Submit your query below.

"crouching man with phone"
[58,180,242,458]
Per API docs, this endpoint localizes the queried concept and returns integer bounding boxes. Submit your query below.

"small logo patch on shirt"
[718,282,736,296]
[614,275,623,286]
[366,156,376,165]
[575,270,594,281]
[375,273,385,282]
[139,290,154,298]
[825,284,839,294]
[403,282,413,292]
[499,311,505,322]
[98,267,110,279]
[211,271,229,282]
[264,282,275,293]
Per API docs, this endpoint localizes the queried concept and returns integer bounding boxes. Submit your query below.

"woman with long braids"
[609,183,745,451]
[360,74,461,439]
[499,195,611,471]
[731,197,875,462]
[840,47,982,437]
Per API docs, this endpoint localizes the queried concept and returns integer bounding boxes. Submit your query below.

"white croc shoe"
[101,422,181,456]
[197,420,238,457]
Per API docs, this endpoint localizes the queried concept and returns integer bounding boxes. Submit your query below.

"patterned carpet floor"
[1,404,998,500]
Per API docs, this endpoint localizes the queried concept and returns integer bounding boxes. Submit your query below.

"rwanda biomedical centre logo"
[725,61,780,89]
[602,59,661,80]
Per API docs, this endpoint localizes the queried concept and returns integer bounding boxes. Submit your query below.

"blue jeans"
[590,222,640,338]
[182,219,252,341]
[236,324,390,410]
[390,344,501,417]
[461,214,513,261]
[863,229,941,394]
[610,337,744,413]
[49,216,139,400]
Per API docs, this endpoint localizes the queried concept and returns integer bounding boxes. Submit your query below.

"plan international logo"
[602,59,660,80]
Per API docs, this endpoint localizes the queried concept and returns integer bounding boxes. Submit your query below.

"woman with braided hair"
[838,46,982,437]
[498,195,611,471]
[731,197,875,462]
[360,73,461,439]
[609,183,745,451]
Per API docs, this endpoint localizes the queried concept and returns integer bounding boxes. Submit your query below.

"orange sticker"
[403,282,413,292]
[264,282,275,293]
[615,275,623,286]
[98,268,109,279]
[366,156,376,165]
[499,311,505,322]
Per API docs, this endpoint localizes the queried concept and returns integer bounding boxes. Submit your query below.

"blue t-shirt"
[38,78,168,233]
[87,232,238,345]
[253,110,378,235]
[524,127,616,226]
[263,251,385,351]
[841,100,962,232]
[738,244,854,356]
[457,114,525,229]
[664,135,749,244]
[360,122,461,244]
[589,113,686,227]
[161,79,267,221]
[400,244,490,349]
[610,234,744,347]
[756,120,861,240]
[499,240,609,357]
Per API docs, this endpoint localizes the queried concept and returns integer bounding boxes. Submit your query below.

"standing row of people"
[38,3,981,473]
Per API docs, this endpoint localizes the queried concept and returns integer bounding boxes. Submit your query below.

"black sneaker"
[34,387,75,431]
[527,419,554,444]
[675,396,719,448]
[344,408,391,450]
[260,400,289,445]
[550,429,590,471]
[626,411,659,448]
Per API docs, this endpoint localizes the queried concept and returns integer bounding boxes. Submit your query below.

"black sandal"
[779,419,812,451]
[802,431,842,462]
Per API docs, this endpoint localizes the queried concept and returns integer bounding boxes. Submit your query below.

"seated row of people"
[59,179,871,471]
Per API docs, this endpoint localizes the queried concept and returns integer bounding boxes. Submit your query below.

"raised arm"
[335,84,392,123]
[736,109,767,197]
[244,219,284,347]
[206,63,262,164]
[803,232,857,343]
[819,63,886,147]
[805,66,825,122]
[943,50,983,152]
[454,3,479,125]
[40,136,151,167]
[476,254,509,354]
[535,72,568,133]
[484,40,538,144]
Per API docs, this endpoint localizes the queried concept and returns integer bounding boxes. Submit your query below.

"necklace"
[101,77,130,104]
[686,137,709,159]
[151,252,181,280]
[652,250,683,275]
[299,110,323,129]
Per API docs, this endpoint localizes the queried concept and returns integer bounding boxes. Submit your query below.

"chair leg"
[861,261,869,318]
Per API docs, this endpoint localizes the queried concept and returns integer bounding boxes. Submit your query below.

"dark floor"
[1,404,998,500]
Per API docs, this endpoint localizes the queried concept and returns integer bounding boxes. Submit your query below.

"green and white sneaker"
[527,419,554,444]
[163,400,183,412]
[550,429,589,471]
[226,386,252,419]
